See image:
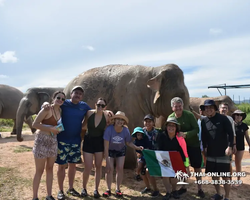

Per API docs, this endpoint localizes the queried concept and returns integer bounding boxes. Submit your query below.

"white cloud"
[0,51,18,63]
[82,45,95,51]
[0,75,8,79]
[209,28,223,36]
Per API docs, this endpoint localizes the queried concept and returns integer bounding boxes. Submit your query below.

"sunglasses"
[56,96,65,101]
[235,114,243,117]
[97,104,106,108]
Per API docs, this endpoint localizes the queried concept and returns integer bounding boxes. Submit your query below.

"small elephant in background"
[16,87,64,142]
[0,84,35,135]
[190,95,237,116]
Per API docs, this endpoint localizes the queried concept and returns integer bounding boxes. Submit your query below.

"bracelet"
[233,143,236,145]
[51,132,54,136]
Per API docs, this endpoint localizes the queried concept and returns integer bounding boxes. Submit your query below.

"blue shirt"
[57,99,91,144]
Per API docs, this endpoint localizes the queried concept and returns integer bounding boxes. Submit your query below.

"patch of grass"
[0,167,32,200]
[13,146,32,153]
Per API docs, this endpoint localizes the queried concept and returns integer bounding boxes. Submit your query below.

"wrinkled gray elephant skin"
[190,95,237,116]
[64,64,190,168]
[0,84,34,135]
[16,87,64,142]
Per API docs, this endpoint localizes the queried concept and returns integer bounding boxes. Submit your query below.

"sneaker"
[171,190,180,199]
[80,188,88,197]
[103,190,111,197]
[57,190,65,200]
[115,190,123,198]
[198,189,205,198]
[46,196,55,200]
[67,188,80,197]
[141,187,151,194]
[33,198,39,200]
[211,194,223,200]
[135,174,142,181]
[94,190,101,198]
[178,187,187,195]
[162,193,171,200]
[151,190,160,197]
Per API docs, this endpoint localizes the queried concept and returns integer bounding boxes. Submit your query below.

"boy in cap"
[141,114,160,197]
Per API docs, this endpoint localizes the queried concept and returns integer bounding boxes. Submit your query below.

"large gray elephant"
[63,64,190,168]
[0,84,35,135]
[190,95,237,115]
[16,87,64,142]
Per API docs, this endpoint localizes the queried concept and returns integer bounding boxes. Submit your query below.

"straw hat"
[111,111,129,124]
[232,109,246,121]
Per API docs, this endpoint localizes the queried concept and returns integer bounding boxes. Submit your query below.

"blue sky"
[1,0,250,102]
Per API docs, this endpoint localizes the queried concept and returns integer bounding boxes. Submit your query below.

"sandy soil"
[0,131,250,200]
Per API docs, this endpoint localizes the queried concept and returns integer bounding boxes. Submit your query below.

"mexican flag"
[143,149,186,177]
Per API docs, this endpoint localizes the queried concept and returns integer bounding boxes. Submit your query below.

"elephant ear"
[147,73,163,104]
[38,92,51,107]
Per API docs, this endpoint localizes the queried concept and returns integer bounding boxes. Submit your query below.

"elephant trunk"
[16,99,29,142]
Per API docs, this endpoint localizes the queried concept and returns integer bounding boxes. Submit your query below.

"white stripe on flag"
[155,151,175,177]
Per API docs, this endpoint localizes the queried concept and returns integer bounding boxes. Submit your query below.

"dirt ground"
[0,132,250,200]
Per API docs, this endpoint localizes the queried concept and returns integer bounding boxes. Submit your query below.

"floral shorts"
[33,132,57,159]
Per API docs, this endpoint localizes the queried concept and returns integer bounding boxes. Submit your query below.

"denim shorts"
[108,146,126,158]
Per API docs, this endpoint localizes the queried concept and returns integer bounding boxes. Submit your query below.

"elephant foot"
[11,132,17,135]
[31,128,36,133]
[17,136,23,142]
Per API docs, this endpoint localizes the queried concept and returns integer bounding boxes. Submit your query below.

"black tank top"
[86,112,106,137]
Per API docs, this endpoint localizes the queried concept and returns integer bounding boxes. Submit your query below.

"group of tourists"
[30,85,250,200]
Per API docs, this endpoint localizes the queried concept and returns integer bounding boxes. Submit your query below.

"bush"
[0,118,32,132]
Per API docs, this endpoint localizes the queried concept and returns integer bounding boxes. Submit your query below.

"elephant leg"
[25,116,36,133]
[11,119,17,135]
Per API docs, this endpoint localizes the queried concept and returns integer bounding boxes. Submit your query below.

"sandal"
[103,190,111,198]
[115,190,123,198]
[211,193,223,200]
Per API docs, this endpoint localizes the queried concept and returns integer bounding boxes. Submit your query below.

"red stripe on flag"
[169,151,186,173]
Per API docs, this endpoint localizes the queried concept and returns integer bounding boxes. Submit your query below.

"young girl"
[32,91,66,200]
[103,111,143,197]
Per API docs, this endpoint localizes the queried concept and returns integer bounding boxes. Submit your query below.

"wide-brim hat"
[71,85,84,93]
[111,111,129,124]
[132,127,145,137]
[203,99,218,111]
[232,109,246,121]
[164,117,181,130]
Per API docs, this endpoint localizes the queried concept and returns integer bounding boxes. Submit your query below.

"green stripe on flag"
[143,149,162,177]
